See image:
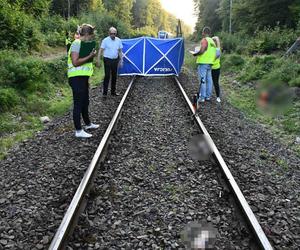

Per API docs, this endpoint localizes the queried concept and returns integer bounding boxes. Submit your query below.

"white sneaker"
[85,123,99,130]
[75,130,92,138]
[216,97,221,103]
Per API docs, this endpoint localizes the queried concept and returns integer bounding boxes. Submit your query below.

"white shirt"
[101,36,123,59]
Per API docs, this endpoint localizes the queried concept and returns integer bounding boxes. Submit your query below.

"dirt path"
[31,46,66,61]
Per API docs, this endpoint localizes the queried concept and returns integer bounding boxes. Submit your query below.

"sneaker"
[111,92,120,96]
[75,130,92,138]
[216,97,221,103]
[205,97,211,101]
[199,98,205,103]
[85,123,99,130]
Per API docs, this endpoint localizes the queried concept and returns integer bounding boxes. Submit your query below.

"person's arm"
[118,40,124,67]
[216,48,221,59]
[71,49,96,67]
[97,48,104,67]
[97,39,105,67]
[118,48,123,67]
[193,38,208,56]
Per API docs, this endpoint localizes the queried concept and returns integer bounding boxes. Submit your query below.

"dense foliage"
[194,0,300,39]
[191,0,300,60]
[193,0,300,38]
[0,50,66,111]
[0,0,191,52]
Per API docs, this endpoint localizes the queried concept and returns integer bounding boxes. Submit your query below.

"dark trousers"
[212,68,221,98]
[67,44,71,53]
[69,76,91,130]
[103,57,119,95]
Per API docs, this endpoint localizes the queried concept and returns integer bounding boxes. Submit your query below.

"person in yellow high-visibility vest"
[68,24,99,138]
[65,31,72,53]
[193,27,216,103]
[212,36,221,103]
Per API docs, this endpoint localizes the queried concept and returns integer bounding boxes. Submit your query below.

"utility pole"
[67,0,71,35]
[177,19,182,37]
[67,0,70,21]
[229,0,232,34]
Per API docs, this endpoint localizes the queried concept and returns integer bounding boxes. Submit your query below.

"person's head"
[109,27,117,40]
[79,24,95,41]
[74,31,80,40]
[202,27,211,37]
[212,36,220,48]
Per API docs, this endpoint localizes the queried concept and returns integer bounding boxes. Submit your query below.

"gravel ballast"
[0,78,130,250]
[179,70,300,249]
[0,71,298,249]
[68,76,255,249]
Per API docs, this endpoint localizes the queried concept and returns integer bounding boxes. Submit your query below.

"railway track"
[49,76,273,250]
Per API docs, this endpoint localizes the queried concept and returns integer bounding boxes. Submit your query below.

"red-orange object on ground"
[193,94,197,111]
[258,91,269,107]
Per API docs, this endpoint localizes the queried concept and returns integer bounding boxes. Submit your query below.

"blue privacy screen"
[119,37,184,76]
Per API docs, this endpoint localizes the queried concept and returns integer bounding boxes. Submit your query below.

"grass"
[184,45,300,157]
[0,63,104,160]
[221,75,300,156]
[221,72,300,157]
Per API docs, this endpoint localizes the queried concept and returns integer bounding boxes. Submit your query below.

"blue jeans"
[198,64,213,100]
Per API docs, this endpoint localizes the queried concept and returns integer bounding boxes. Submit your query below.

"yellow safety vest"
[196,37,216,65]
[65,38,71,46]
[212,48,221,70]
[68,39,94,78]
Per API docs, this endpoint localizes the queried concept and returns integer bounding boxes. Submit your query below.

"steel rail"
[49,76,136,250]
[174,77,273,250]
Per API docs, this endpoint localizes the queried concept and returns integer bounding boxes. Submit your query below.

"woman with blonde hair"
[68,24,99,138]
[212,36,221,103]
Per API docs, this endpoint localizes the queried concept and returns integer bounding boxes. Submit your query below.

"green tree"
[9,0,51,17]
[102,0,133,27]
[194,0,300,35]
[193,0,221,39]
[0,0,43,50]
[231,0,298,33]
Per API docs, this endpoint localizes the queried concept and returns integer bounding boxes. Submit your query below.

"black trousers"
[103,57,119,95]
[66,44,71,53]
[69,76,91,130]
[212,68,221,98]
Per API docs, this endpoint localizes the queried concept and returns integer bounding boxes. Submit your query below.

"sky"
[160,0,197,30]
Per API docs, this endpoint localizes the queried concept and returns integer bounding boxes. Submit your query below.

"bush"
[0,51,45,90]
[25,94,50,114]
[235,53,300,86]
[247,26,297,54]
[0,1,44,51]
[238,55,279,83]
[0,88,20,111]
[289,77,300,87]
[45,32,64,47]
[263,58,300,87]
[131,26,157,37]
[222,53,245,72]
[218,32,247,53]
[40,15,70,47]
[80,12,133,40]
[45,57,67,84]
[0,50,67,93]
